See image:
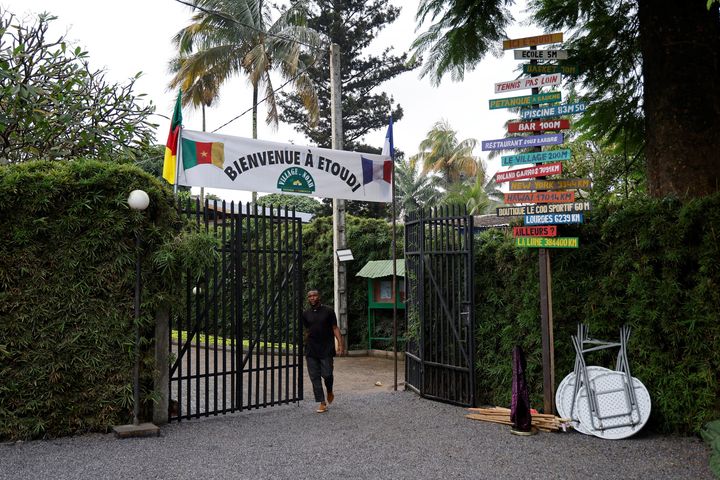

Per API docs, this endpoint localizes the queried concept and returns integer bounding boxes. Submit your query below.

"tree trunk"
[638,0,720,198]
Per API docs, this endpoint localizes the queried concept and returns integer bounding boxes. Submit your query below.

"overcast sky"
[3,0,539,202]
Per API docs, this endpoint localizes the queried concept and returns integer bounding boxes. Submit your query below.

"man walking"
[302,289,345,413]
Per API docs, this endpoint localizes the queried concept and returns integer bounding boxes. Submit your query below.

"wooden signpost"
[514,49,569,60]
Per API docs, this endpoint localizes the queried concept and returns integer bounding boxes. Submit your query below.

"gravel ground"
[1,389,712,480]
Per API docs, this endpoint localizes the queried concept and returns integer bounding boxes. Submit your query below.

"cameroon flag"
[182,138,225,170]
[162,91,183,184]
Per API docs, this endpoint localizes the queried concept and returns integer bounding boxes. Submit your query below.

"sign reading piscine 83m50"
[489,92,561,110]
[520,103,587,120]
[503,32,563,50]
[482,133,564,151]
[515,236,579,248]
[501,149,571,167]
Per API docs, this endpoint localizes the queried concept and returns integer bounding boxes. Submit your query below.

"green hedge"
[474,194,720,433]
[0,159,181,440]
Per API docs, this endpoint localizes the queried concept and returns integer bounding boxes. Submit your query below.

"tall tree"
[172,0,321,138]
[394,156,443,217]
[278,0,415,151]
[411,0,720,199]
[412,119,479,186]
[0,11,155,164]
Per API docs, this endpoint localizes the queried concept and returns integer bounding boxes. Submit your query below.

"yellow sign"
[503,33,563,50]
[515,237,579,248]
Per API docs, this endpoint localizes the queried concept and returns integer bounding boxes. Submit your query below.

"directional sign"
[520,103,587,120]
[515,49,569,60]
[489,92,561,110]
[513,226,558,237]
[507,119,570,133]
[509,178,592,191]
[503,33,563,50]
[497,201,591,217]
[495,74,561,93]
[524,213,584,225]
[504,191,575,204]
[515,237,579,248]
[482,133,564,151]
[523,64,580,75]
[502,149,571,167]
[496,162,563,183]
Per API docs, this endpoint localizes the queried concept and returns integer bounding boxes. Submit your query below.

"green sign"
[522,64,580,75]
[515,237,579,248]
[489,91,561,110]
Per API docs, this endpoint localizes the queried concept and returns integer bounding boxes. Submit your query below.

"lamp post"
[113,190,159,437]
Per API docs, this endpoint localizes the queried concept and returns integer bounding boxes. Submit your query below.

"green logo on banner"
[277,167,315,194]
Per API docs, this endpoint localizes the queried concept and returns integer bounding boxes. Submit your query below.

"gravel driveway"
[1,357,713,480]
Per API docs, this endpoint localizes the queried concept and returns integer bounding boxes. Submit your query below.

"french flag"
[361,117,394,185]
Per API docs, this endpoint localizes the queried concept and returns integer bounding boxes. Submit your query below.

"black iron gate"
[170,199,303,421]
[404,206,475,406]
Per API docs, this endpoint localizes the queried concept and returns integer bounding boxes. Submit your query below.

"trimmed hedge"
[0,159,182,440]
[474,193,720,433]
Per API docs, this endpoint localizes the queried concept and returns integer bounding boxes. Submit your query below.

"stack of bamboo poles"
[466,407,570,432]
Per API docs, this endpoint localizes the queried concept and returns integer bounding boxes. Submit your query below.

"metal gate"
[169,199,303,421]
[404,206,475,406]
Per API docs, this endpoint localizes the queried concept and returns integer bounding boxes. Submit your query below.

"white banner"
[494,73,562,93]
[176,130,392,203]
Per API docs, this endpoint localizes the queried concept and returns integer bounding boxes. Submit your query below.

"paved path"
[1,356,712,480]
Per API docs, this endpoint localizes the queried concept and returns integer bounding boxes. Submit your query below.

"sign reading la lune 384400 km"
[176,129,392,202]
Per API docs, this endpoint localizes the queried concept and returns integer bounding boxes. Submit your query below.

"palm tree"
[394,156,442,217]
[172,0,321,137]
[412,119,478,187]
[168,55,222,132]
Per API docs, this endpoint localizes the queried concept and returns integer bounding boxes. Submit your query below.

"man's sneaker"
[327,391,334,404]
[316,402,328,413]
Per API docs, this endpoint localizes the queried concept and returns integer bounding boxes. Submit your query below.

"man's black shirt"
[301,304,337,358]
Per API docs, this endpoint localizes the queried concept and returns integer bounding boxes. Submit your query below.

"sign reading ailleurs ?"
[513,226,558,237]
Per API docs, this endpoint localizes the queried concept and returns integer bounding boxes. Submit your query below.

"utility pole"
[330,43,348,347]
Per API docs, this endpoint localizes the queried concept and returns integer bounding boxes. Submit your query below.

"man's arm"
[332,325,345,356]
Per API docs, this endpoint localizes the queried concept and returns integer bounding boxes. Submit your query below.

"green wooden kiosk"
[355,259,405,350]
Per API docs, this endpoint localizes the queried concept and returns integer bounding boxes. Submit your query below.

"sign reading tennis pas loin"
[482,133,563,151]
[176,129,392,202]
[495,73,561,93]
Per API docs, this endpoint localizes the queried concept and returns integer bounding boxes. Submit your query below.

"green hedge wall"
[474,194,720,433]
[0,160,181,440]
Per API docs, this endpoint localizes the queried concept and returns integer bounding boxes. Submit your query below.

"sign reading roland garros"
[503,32,563,50]
[495,162,563,183]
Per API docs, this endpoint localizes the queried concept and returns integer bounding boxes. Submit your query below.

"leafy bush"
[474,193,720,433]
[0,159,184,440]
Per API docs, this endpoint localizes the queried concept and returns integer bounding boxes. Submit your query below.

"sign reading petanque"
[482,133,564,151]
[509,178,592,191]
[520,103,586,120]
[524,213,584,225]
[497,201,592,217]
[507,119,570,133]
[513,226,558,237]
[523,64,580,75]
[514,49,569,60]
[489,91,561,110]
[503,32,563,50]
[495,74,561,93]
[515,236,579,248]
[502,149,571,167]
[504,191,575,204]
[496,162,563,183]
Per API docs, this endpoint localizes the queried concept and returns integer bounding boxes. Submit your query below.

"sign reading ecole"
[176,129,392,202]
[514,49,569,60]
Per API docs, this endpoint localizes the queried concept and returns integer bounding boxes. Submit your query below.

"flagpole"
[389,116,398,391]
